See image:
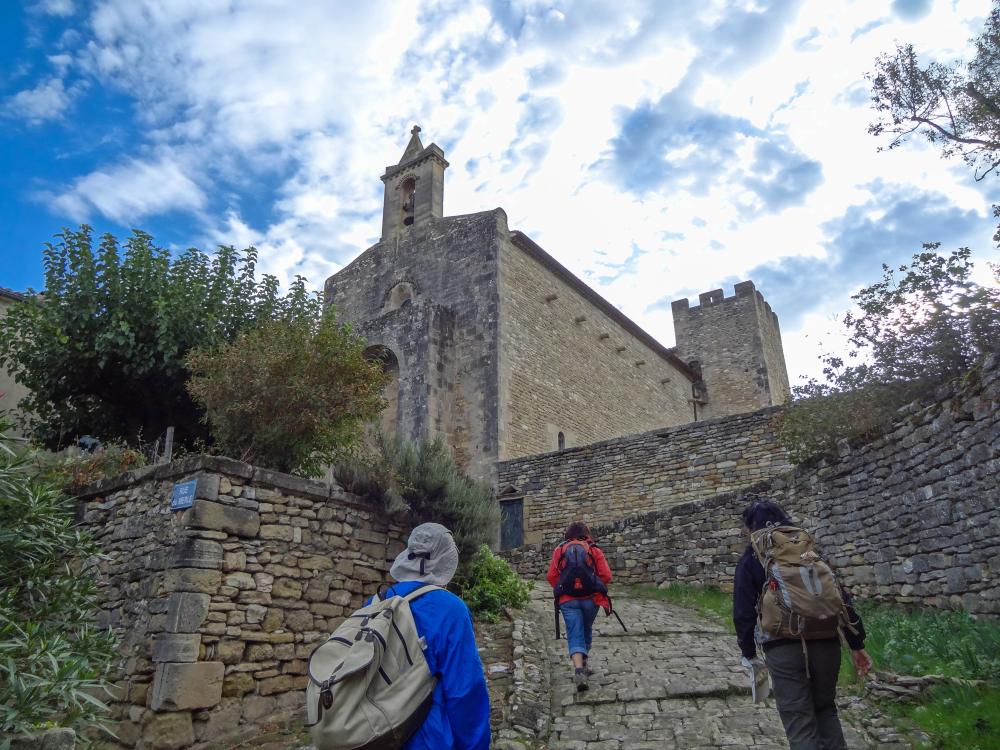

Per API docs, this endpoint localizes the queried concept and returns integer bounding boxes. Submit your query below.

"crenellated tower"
[671,281,790,418]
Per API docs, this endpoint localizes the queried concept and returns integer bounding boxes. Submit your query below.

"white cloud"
[13,0,995,384]
[4,78,72,122]
[37,0,75,17]
[49,154,207,224]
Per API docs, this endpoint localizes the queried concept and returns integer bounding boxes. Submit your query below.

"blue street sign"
[170,479,198,511]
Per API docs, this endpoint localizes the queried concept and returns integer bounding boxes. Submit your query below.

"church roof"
[398,125,424,164]
[509,231,699,383]
[0,287,25,302]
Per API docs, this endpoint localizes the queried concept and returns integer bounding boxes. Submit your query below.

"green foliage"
[887,683,1000,750]
[868,2,1000,244]
[334,432,499,565]
[456,545,531,622]
[626,583,735,632]
[841,601,1000,750]
[780,248,1000,460]
[37,442,147,495]
[855,601,1000,681]
[186,296,387,477]
[0,416,117,740]
[0,226,302,450]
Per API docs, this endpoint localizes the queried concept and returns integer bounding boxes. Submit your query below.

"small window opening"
[557,432,565,450]
[401,177,416,226]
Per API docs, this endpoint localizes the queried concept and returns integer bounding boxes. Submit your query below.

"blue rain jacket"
[372,581,491,750]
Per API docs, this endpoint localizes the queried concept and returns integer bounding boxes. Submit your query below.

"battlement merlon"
[670,280,779,327]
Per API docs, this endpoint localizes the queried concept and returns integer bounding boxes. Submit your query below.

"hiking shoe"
[582,658,594,677]
[574,667,589,692]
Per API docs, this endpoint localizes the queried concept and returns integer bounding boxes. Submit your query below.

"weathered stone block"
[272,578,303,599]
[151,662,225,711]
[10,728,76,750]
[141,712,194,750]
[158,568,222,596]
[215,639,245,665]
[165,592,212,633]
[168,538,223,570]
[185,500,260,538]
[222,671,255,697]
[152,633,202,663]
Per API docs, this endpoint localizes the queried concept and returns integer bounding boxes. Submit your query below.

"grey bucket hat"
[390,522,459,586]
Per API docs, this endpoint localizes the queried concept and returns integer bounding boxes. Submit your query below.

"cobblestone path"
[522,586,872,750]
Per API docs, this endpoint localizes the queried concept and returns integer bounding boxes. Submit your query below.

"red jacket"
[546,538,613,610]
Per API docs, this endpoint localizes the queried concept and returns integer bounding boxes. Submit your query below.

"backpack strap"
[401,584,443,603]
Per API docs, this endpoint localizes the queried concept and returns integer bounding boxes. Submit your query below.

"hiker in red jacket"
[546,521,613,692]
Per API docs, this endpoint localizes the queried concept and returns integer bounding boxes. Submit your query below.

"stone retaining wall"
[77,457,407,749]
[497,407,791,545]
[506,354,1000,615]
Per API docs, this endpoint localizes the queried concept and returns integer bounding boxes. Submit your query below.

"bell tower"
[380,125,449,240]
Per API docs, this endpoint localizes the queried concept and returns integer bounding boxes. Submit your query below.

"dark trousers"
[764,639,846,750]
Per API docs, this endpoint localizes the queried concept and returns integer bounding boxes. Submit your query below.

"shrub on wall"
[0,417,117,743]
[38,441,147,495]
[334,432,499,566]
[186,292,388,477]
[780,248,1000,461]
[456,545,531,622]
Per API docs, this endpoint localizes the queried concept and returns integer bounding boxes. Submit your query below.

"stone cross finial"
[411,125,421,136]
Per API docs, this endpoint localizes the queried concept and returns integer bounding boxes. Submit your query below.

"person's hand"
[851,649,873,677]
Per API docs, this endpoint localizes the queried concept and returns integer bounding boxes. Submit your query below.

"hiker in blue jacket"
[376,523,491,750]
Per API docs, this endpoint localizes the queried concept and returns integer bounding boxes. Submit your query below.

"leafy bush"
[457,545,531,622]
[38,442,147,495]
[333,432,499,567]
[0,417,117,743]
[781,248,1000,461]
[0,226,306,450]
[186,294,387,477]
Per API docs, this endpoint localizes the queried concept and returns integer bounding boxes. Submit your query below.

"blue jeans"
[560,598,599,657]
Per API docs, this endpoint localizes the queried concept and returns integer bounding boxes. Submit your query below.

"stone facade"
[497,232,698,459]
[497,407,791,545]
[505,354,1000,615]
[671,281,791,417]
[76,456,407,749]
[325,129,790,478]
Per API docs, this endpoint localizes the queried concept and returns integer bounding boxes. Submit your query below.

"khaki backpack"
[306,584,440,750]
[750,525,853,645]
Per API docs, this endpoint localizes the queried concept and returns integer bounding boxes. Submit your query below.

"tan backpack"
[306,584,440,750]
[750,525,853,645]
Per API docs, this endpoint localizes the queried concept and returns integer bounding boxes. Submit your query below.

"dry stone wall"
[497,407,791,545]
[77,456,407,749]
[506,354,1000,615]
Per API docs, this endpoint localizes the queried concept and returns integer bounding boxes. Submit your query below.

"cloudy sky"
[1,0,996,383]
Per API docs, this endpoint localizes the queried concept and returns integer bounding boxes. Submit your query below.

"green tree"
[780,247,1000,461]
[868,2,1000,241]
[186,296,388,476]
[0,416,117,743]
[869,3,1000,178]
[0,226,294,450]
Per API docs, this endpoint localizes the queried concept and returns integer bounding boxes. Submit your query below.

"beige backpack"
[750,525,853,644]
[306,584,440,750]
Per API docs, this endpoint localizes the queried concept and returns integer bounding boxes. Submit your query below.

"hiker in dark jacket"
[546,521,612,692]
[733,500,873,750]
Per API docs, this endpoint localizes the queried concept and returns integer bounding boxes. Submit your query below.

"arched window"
[401,177,416,226]
[364,345,400,436]
[557,431,565,450]
[385,281,415,312]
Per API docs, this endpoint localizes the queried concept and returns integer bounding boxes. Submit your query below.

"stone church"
[325,127,790,480]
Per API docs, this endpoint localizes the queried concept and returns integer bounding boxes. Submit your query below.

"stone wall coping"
[74,454,383,513]
[498,405,784,469]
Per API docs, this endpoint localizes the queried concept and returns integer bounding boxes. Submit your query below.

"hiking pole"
[612,609,628,632]
[554,600,561,639]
